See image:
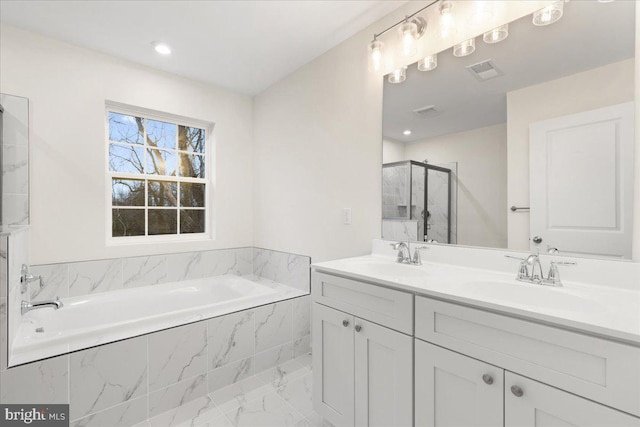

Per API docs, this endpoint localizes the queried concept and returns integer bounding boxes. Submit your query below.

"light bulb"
[399,20,419,57]
[439,1,455,38]
[367,39,384,72]
[483,24,509,44]
[453,38,475,57]
[417,54,438,71]
[388,67,407,84]
[532,1,564,26]
[152,42,171,55]
[469,0,493,25]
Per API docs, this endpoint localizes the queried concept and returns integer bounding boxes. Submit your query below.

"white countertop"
[312,254,640,346]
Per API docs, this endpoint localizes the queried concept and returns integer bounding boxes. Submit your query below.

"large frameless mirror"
[382,0,636,260]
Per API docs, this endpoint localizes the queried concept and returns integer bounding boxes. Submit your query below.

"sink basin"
[345,260,429,278]
[459,280,607,314]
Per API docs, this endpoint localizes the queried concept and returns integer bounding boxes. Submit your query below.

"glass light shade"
[367,39,384,72]
[532,1,564,26]
[439,1,454,38]
[388,67,407,84]
[453,38,475,57]
[399,21,419,57]
[417,54,438,71]
[483,24,509,44]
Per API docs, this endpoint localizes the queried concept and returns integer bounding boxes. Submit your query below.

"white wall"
[507,59,635,251]
[404,124,508,248]
[382,138,405,163]
[0,26,254,264]
[634,6,640,262]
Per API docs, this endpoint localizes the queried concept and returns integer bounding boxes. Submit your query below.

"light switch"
[343,208,352,225]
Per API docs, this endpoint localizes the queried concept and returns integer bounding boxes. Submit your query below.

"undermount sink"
[459,280,607,314]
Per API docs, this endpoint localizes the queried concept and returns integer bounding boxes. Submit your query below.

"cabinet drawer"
[312,272,413,334]
[415,296,640,417]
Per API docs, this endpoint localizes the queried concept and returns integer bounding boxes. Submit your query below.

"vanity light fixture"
[483,24,509,44]
[453,38,475,57]
[152,41,172,55]
[399,20,419,57]
[417,54,438,71]
[532,1,564,26]
[403,130,412,136]
[368,38,385,72]
[388,67,407,84]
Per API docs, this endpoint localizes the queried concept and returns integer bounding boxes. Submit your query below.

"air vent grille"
[467,59,503,82]
[413,105,437,116]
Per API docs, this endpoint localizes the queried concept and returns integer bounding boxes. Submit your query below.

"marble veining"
[149,373,208,418]
[69,259,122,297]
[252,249,310,293]
[70,336,147,419]
[208,310,254,370]
[0,354,68,404]
[71,396,147,427]
[254,301,292,353]
[123,255,168,288]
[149,322,208,391]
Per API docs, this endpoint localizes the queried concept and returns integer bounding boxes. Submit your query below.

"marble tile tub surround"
[28,247,311,302]
[0,295,312,426]
[373,238,640,291]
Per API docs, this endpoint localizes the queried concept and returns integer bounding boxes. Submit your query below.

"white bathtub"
[10,274,287,366]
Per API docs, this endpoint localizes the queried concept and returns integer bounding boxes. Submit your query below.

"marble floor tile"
[276,373,314,418]
[223,391,304,427]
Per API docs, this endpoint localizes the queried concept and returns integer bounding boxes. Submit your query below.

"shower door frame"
[382,161,452,243]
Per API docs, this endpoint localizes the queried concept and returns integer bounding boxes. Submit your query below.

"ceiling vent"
[466,59,503,82]
[413,105,438,117]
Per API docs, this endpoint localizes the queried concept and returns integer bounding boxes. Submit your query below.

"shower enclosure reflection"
[382,160,455,243]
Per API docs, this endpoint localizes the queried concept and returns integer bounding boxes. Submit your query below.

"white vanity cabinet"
[312,270,640,427]
[312,272,413,427]
[415,340,640,427]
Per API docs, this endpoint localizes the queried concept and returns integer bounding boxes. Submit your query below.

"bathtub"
[10,274,289,366]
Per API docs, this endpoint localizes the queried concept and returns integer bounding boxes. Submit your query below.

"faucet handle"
[504,254,525,261]
[412,246,429,265]
[546,260,576,286]
[504,255,529,280]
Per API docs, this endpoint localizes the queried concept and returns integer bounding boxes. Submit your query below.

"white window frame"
[105,101,215,245]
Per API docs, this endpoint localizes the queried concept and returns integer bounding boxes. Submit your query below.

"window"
[107,105,211,240]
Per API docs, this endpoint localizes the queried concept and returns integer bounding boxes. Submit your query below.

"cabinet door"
[313,303,355,427]
[354,318,413,427]
[415,340,504,427]
[505,372,640,427]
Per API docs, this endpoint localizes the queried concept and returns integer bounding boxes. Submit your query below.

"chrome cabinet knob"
[510,385,524,397]
[482,374,494,385]
[354,325,362,332]
[342,320,349,327]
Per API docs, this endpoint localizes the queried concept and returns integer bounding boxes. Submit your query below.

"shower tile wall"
[382,219,419,241]
[382,164,408,218]
[411,165,426,240]
[0,94,30,226]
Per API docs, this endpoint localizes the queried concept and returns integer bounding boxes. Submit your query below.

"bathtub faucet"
[21,298,63,315]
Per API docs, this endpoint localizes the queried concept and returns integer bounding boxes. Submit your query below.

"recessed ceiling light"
[403,130,412,136]
[152,42,172,55]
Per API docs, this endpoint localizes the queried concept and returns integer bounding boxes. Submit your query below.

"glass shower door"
[425,165,451,243]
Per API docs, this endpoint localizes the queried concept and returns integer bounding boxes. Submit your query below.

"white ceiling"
[0,0,406,95]
[383,0,636,143]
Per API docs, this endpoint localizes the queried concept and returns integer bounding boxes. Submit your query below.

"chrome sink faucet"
[505,254,576,287]
[21,298,63,315]
[391,242,429,265]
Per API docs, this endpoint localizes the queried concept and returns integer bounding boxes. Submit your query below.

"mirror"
[382,0,636,260]
[0,93,30,226]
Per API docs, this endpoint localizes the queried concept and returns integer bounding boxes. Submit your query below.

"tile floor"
[134,353,327,427]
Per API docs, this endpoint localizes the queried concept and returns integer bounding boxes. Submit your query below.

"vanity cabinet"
[312,273,413,427]
[415,340,503,426]
[312,271,640,427]
[415,340,640,427]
